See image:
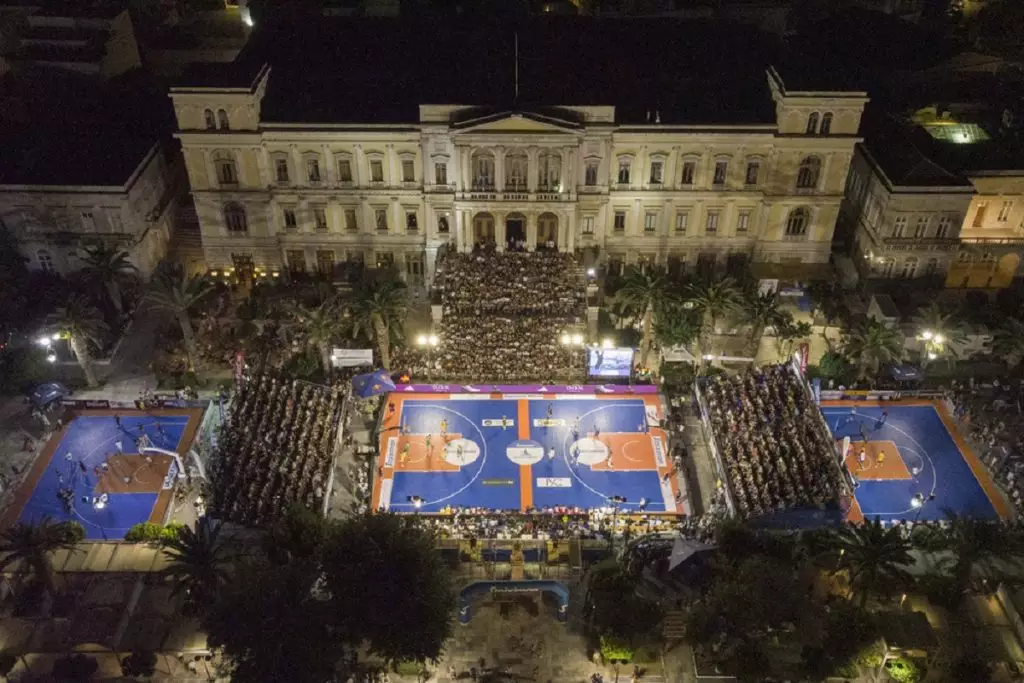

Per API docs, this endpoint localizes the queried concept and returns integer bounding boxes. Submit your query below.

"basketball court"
[822,401,1008,523]
[2,409,203,539]
[373,392,684,514]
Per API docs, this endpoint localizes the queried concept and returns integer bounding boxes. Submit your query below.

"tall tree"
[52,295,109,388]
[145,264,215,371]
[163,518,230,615]
[77,243,137,316]
[741,288,788,354]
[925,511,1022,599]
[295,298,346,376]
[0,226,30,339]
[831,519,914,607]
[911,302,968,366]
[613,266,678,367]
[349,276,408,371]
[775,318,813,360]
[989,317,1024,368]
[806,280,848,336]
[842,319,904,382]
[0,518,82,599]
[687,277,742,358]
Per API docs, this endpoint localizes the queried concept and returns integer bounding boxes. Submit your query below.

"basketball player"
[501,415,509,431]
[607,449,615,470]
[440,419,448,438]
[858,449,867,470]
[400,443,411,467]
[425,433,433,453]
[876,450,886,468]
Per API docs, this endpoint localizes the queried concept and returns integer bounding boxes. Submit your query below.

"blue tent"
[29,382,70,408]
[351,369,396,398]
[888,364,923,382]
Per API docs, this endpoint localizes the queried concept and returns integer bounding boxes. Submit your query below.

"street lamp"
[602,338,614,349]
[608,495,627,552]
[910,492,935,523]
[415,334,440,379]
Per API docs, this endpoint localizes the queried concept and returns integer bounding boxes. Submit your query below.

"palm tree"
[842,319,904,382]
[686,277,742,358]
[613,266,678,367]
[805,280,848,337]
[146,265,215,372]
[0,517,82,599]
[295,298,346,375]
[831,518,914,607]
[53,295,109,388]
[163,518,230,613]
[989,317,1024,367]
[741,289,787,354]
[911,302,968,367]
[928,511,1021,599]
[77,243,137,316]
[349,275,408,371]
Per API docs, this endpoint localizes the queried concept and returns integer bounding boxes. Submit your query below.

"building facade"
[170,64,867,286]
[0,143,175,278]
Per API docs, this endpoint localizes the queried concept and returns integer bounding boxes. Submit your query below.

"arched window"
[925,257,939,276]
[37,249,54,272]
[224,203,248,233]
[538,151,562,191]
[785,207,809,237]
[217,109,230,130]
[881,258,896,277]
[806,112,820,134]
[820,112,833,134]
[505,152,528,191]
[212,150,237,186]
[901,257,918,279]
[472,152,495,190]
[796,156,822,190]
[203,109,216,130]
[744,159,760,186]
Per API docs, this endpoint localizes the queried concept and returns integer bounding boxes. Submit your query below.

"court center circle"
[506,440,545,466]
[573,438,610,466]
[444,438,481,467]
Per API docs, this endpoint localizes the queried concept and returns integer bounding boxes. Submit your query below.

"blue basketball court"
[374,393,683,514]
[8,410,200,539]
[822,401,1005,523]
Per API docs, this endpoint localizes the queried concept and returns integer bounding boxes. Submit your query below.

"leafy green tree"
[294,298,346,376]
[53,294,109,388]
[817,350,854,384]
[831,518,914,607]
[926,511,1022,599]
[801,601,880,680]
[146,264,215,372]
[349,275,408,371]
[775,318,813,360]
[0,517,82,599]
[911,302,968,366]
[686,277,742,358]
[741,288,788,353]
[989,317,1024,368]
[77,243,137,316]
[585,560,663,644]
[654,307,701,353]
[613,266,678,367]
[163,518,230,615]
[0,226,29,340]
[842,319,904,382]
[806,280,848,335]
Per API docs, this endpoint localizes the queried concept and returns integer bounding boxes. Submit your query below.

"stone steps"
[662,609,687,640]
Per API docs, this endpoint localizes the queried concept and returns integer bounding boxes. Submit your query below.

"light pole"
[560,331,585,375]
[910,492,936,523]
[917,330,946,367]
[415,334,439,380]
[608,495,626,553]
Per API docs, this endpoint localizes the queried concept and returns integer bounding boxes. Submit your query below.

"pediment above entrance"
[451,111,582,135]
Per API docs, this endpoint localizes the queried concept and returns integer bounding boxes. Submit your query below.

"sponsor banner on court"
[384,437,397,468]
[395,383,658,395]
[482,478,515,486]
[652,436,667,468]
[62,399,112,409]
[536,477,572,488]
[482,418,515,427]
[506,394,545,400]
[533,418,565,427]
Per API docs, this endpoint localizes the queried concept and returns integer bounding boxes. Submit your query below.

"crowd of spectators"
[434,252,587,383]
[702,364,843,518]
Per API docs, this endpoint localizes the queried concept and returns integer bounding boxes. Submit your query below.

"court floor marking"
[560,402,661,509]
[386,403,490,510]
[823,408,938,516]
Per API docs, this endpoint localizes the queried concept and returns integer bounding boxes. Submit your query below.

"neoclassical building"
[170,46,867,286]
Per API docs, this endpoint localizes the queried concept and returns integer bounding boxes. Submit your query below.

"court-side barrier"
[818,389,948,402]
[392,383,659,395]
[61,397,213,410]
[692,382,738,518]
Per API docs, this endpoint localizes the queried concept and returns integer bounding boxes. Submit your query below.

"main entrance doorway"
[506,213,526,251]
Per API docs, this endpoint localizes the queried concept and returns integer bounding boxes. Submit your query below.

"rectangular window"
[274,158,289,183]
[737,210,751,234]
[313,207,328,231]
[306,158,321,183]
[745,161,759,186]
[80,211,95,231]
[377,251,394,268]
[585,161,599,186]
[344,208,358,233]
[936,215,952,238]
[406,211,418,232]
[286,250,306,273]
[217,161,236,185]
[713,161,728,186]
[402,159,415,183]
[437,213,450,233]
[434,163,447,185]
[998,200,1013,222]
[674,212,688,234]
[370,160,384,183]
[914,215,929,238]
[109,214,123,232]
[407,254,424,278]
[375,208,388,232]
[973,203,987,228]
[582,216,595,235]
[705,210,720,235]
[644,212,658,233]
[649,161,663,185]
[617,160,631,184]
[892,215,907,237]
[613,211,626,233]
[283,208,297,230]
[316,250,334,277]
[681,161,696,186]
[337,159,353,183]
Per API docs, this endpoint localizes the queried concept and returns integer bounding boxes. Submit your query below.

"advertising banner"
[393,383,659,395]
[587,347,635,378]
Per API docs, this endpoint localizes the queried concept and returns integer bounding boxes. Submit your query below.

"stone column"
[353,144,364,187]
[386,144,396,188]
[461,147,472,192]
[395,251,407,281]
[527,146,539,192]
[289,144,301,186]
[559,147,570,193]
[202,150,216,189]
[495,210,506,251]
[565,210,576,253]
[526,212,537,251]
[494,146,506,192]
[425,245,438,287]
[257,146,270,187]
[321,145,333,185]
